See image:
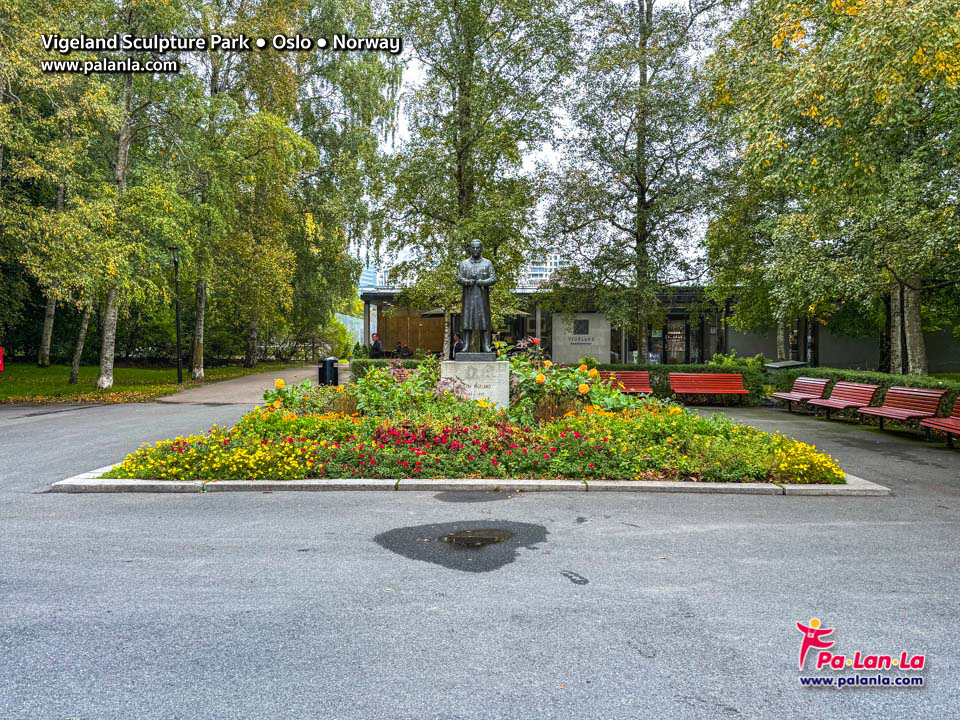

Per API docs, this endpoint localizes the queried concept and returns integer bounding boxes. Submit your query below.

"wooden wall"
[376,306,445,354]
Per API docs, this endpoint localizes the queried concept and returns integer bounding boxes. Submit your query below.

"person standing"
[370,333,384,359]
[452,334,464,358]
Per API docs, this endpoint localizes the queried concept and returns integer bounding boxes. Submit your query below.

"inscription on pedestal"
[441,360,510,410]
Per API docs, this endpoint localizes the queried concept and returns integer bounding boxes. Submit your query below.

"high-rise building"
[519,253,571,288]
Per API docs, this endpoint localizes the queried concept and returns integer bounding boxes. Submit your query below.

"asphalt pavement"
[1,396,959,719]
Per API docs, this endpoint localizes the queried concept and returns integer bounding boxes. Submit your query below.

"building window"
[573,319,589,335]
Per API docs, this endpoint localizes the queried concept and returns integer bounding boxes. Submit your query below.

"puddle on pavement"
[433,491,513,503]
[374,520,547,573]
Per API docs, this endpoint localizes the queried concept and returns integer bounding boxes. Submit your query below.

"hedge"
[769,367,960,412]
[348,358,422,379]
[596,363,765,405]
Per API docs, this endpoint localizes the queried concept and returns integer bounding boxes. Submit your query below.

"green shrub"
[110,386,846,484]
[595,362,766,405]
[349,358,421,379]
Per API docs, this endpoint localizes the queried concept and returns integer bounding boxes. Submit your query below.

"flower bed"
[109,353,846,485]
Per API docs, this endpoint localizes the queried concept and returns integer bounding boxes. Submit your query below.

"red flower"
[531,337,540,345]
[544,453,551,460]
[588,463,595,469]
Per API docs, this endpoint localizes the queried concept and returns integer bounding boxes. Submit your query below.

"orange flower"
[535,373,546,384]
[578,383,590,394]
[272,399,282,408]
[578,364,588,372]
[274,378,286,390]
[588,368,598,378]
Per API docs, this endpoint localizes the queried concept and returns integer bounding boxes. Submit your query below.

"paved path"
[1,402,958,719]
[156,365,318,405]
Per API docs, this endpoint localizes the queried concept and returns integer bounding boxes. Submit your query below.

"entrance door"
[666,319,686,364]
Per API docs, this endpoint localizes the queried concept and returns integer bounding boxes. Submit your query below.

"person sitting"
[452,334,464,357]
[394,342,403,358]
[399,342,413,359]
[369,333,384,359]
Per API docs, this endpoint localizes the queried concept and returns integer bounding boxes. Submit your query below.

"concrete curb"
[586,480,782,494]
[204,479,398,492]
[50,466,891,496]
[780,474,891,496]
[396,479,585,492]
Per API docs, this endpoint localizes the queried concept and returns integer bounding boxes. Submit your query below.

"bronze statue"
[456,239,496,355]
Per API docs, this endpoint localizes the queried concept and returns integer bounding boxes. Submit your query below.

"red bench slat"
[858,386,946,430]
[597,370,652,395]
[808,382,880,417]
[920,398,960,446]
[668,373,749,396]
[772,377,830,411]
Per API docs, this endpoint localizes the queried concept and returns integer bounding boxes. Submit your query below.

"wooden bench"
[807,382,881,420]
[597,370,653,395]
[857,386,947,430]
[920,398,960,447]
[772,377,830,412]
[668,373,749,402]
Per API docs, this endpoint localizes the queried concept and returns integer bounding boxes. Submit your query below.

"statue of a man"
[456,239,497,354]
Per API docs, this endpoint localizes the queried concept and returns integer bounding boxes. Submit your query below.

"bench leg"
[787,400,792,413]
[948,433,955,449]
[825,408,831,420]
[924,426,931,442]
[879,417,884,431]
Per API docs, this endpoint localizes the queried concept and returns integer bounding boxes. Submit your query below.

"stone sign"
[551,312,611,365]
[440,360,510,410]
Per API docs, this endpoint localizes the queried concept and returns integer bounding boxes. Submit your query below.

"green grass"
[0,362,296,404]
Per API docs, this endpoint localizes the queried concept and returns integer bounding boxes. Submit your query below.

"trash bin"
[318,357,339,386]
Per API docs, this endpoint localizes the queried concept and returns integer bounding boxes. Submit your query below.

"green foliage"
[706,0,960,371]
[706,351,768,373]
[318,318,353,359]
[383,0,575,320]
[541,0,730,340]
[349,358,423,379]
[110,376,845,484]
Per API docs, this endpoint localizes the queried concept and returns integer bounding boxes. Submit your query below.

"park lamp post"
[167,246,183,385]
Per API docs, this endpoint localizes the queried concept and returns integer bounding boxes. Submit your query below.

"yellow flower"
[578,364,588,373]
[274,378,286,390]
[535,373,546,384]
[588,368,599,378]
[543,360,552,368]
[578,383,590,394]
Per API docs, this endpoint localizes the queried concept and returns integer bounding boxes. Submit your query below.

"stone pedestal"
[441,360,510,409]
[454,351,497,362]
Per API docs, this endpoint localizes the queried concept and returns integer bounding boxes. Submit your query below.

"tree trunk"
[902,282,927,375]
[443,311,451,359]
[243,318,258,368]
[69,304,93,384]
[889,284,904,374]
[38,289,56,366]
[38,185,67,367]
[191,276,206,380]
[97,73,133,388]
[96,288,119,388]
[775,320,786,361]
